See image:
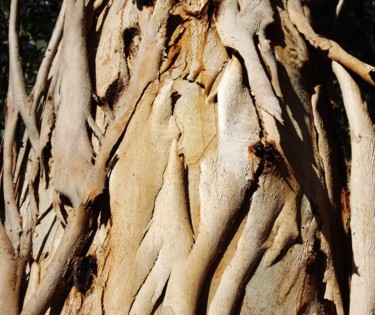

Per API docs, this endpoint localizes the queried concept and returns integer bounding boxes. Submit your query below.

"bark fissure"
[2,0,375,314]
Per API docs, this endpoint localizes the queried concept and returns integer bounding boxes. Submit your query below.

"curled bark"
[97,0,174,170]
[164,56,262,313]
[8,0,39,151]
[30,0,65,114]
[21,202,93,315]
[216,0,283,122]
[288,0,375,87]
[2,0,373,314]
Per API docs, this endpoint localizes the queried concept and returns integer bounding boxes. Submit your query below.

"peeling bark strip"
[30,0,65,115]
[130,139,192,314]
[21,203,93,315]
[216,0,283,123]
[288,0,375,87]
[96,0,174,170]
[21,1,107,314]
[53,0,97,207]
[161,56,261,314]
[2,0,375,314]
[8,0,39,151]
[333,62,375,315]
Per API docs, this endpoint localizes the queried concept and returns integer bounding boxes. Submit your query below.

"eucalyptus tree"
[1,0,375,314]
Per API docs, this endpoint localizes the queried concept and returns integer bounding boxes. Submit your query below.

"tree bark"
[1,0,374,314]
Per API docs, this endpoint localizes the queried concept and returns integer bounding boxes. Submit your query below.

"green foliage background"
[0,0,374,154]
[0,0,60,136]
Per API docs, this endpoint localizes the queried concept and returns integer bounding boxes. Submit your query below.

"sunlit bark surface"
[1,0,375,314]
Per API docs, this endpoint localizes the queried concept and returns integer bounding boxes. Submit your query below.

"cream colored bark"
[333,62,375,315]
[1,0,374,314]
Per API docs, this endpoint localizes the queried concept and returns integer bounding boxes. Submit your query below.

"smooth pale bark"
[333,62,375,315]
[1,0,374,314]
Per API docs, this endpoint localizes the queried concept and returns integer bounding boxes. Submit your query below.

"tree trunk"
[1,0,375,314]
